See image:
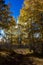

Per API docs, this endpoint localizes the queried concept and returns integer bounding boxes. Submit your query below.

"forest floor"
[0,51,43,65]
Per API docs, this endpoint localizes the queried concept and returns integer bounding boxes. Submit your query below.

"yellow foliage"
[18,0,43,43]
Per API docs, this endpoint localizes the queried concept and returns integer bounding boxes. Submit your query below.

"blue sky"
[5,0,24,20]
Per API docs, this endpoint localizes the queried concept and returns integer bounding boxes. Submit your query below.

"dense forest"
[0,0,43,65]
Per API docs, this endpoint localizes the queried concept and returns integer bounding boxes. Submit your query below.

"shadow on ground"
[0,50,43,65]
[0,51,37,65]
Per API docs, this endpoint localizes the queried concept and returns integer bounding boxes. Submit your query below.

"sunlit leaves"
[18,0,43,46]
